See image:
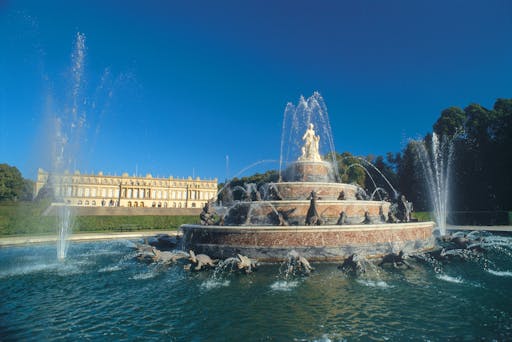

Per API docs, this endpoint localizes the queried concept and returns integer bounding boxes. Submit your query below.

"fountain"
[181,93,436,261]
[413,132,454,236]
[47,32,87,260]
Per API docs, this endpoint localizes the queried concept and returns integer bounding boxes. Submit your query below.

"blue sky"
[1,0,511,181]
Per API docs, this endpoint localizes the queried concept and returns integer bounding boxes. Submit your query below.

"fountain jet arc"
[181,93,435,261]
[414,133,454,236]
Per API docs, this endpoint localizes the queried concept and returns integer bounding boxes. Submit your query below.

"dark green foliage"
[0,164,25,202]
[433,107,466,137]
[332,152,366,187]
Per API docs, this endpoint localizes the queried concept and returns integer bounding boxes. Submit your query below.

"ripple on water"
[356,279,393,288]
[487,269,512,277]
[436,274,464,284]
[131,271,159,280]
[270,280,299,291]
[200,279,231,291]
[98,265,123,273]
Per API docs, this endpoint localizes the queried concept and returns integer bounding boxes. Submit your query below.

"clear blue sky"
[1,0,511,181]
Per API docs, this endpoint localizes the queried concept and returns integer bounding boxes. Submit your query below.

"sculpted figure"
[269,208,296,226]
[299,124,322,161]
[378,251,412,269]
[305,191,322,226]
[336,211,347,225]
[363,211,371,224]
[397,194,413,222]
[269,184,283,200]
[222,254,259,274]
[188,250,217,271]
[200,201,216,225]
[338,254,365,275]
[154,250,189,264]
[379,206,386,222]
[287,252,315,275]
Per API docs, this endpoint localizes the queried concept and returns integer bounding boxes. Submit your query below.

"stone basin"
[180,221,436,262]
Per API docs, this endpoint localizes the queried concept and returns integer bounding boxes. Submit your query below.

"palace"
[35,168,218,209]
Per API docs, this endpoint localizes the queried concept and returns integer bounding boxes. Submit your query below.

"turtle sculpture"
[188,250,217,271]
[134,243,159,263]
[222,254,259,273]
[338,254,365,275]
[287,252,315,275]
[378,250,413,269]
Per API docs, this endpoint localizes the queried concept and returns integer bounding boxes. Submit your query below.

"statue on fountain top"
[299,123,322,162]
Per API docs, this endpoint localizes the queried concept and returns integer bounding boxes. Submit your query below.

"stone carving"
[222,254,259,273]
[379,206,386,223]
[287,252,315,275]
[305,191,322,226]
[243,183,262,201]
[133,242,188,264]
[389,194,414,223]
[336,211,347,225]
[188,250,217,271]
[337,190,345,200]
[269,208,296,226]
[338,254,365,275]
[200,201,216,225]
[153,250,189,264]
[268,184,283,200]
[355,187,369,200]
[363,211,371,224]
[387,204,398,223]
[397,195,413,222]
[298,124,322,162]
[378,251,412,269]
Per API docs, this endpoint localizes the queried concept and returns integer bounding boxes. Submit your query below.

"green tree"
[333,152,366,187]
[433,106,466,137]
[0,164,25,201]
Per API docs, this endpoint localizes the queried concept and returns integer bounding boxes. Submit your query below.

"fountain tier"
[181,222,434,262]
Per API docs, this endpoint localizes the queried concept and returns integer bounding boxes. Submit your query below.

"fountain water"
[181,93,435,260]
[413,133,454,236]
[45,32,119,259]
[49,32,87,260]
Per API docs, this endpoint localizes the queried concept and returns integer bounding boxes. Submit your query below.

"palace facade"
[35,168,218,209]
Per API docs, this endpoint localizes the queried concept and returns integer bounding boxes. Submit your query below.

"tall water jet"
[50,32,87,260]
[413,133,454,236]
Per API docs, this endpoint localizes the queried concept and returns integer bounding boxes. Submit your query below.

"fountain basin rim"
[224,199,389,205]
[181,221,435,232]
[273,181,358,188]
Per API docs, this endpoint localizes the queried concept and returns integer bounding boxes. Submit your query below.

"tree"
[0,164,25,201]
[333,152,366,187]
[433,106,466,137]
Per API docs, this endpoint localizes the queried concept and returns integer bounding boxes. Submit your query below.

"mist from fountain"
[414,133,454,236]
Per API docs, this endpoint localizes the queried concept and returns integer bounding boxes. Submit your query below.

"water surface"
[1,234,512,341]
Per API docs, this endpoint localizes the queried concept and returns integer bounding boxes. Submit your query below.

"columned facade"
[35,169,218,209]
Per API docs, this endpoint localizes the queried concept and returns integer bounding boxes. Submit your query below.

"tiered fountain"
[181,93,435,261]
